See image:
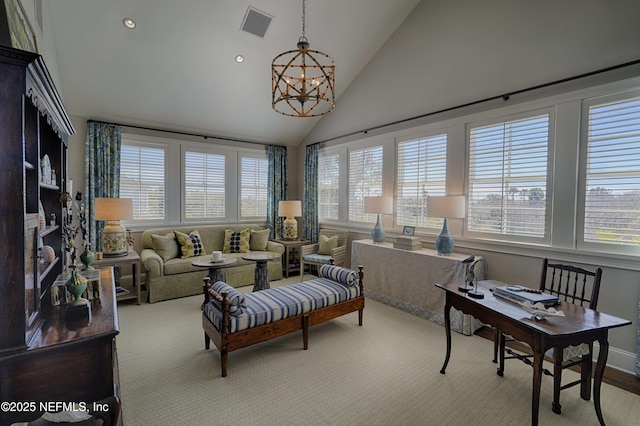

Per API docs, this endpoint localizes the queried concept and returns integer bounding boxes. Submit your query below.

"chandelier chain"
[302,0,306,38]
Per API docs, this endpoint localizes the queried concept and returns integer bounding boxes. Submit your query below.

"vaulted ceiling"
[48,0,421,145]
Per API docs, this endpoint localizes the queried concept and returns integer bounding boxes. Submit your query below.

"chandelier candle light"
[364,196,393,244]
[95,198,133,257]
[427,195,466,256]
[271,0,335,117]
[279,200,302,240]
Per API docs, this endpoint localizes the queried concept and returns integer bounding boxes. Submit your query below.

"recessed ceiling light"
[235,55,245,63]
[123,18,136,29]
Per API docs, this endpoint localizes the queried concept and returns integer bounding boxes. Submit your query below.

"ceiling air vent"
[240,7,273,38]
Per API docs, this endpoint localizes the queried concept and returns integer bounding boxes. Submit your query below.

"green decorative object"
[80,246,95,270]
[66,268,88,307]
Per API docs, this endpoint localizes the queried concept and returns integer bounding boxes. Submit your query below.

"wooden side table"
[272,239,308,278]
[241,251,282,291]
[92,250,142,304]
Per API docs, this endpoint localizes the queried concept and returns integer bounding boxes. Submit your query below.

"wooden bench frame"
[202,266,364,377]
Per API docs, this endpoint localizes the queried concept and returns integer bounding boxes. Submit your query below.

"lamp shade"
[363,196,393,215]
[94,198,134,221]
[427,196,465,219]
[278,200,302,218]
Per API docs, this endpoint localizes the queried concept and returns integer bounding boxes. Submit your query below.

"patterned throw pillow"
[318,234,339,255]
[223,228,251,253]
[174,230,206,258]
[319,265,358,287]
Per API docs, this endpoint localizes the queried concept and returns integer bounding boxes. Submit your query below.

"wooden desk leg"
[594,333,609,426]
[531,345,544,426]
[439,301,452,374]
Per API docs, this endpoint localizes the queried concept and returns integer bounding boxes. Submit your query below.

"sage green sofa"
[141,224,284,303]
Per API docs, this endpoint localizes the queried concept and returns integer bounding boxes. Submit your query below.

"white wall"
[298,0,640,373]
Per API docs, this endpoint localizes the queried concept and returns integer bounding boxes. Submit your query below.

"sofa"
[141,224,284,303]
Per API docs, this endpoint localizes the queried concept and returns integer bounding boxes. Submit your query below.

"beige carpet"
[116,276,640,425]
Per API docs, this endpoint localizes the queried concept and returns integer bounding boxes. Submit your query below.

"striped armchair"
[299,229,347,281]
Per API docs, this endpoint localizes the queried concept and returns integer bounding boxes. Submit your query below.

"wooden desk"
[92,251,142,304]
[436,280,631,426]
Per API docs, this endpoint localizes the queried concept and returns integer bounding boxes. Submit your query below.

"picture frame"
[1,0,38,53]
[402,226,415,236]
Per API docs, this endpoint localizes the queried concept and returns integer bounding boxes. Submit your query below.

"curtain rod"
[86,119,275,147]
[315,59,640,145]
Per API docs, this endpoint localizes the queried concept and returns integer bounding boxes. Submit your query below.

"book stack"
[393,236,422,251]
[493,285,559,307]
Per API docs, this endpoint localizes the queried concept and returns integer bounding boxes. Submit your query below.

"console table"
[351,239,486,335]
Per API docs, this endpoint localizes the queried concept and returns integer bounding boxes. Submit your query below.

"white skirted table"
[351,239,486,335]
[242,251,282,292]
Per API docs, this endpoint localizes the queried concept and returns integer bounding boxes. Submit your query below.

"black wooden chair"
[495,258,602,414]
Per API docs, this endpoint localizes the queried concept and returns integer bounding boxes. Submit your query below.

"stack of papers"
[493,285,558,307]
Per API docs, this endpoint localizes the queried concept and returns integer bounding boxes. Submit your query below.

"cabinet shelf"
[38,257,60,284]
[39,182,60,191]
[40,225,59,238]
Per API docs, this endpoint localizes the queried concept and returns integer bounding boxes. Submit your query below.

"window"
[240,154,268,218]
[348,145,383,223]
[581,93,640,249]
[396,133,447,228]
[467,111,551,241]
[318,150,340,221]
[184,150,226,219]
[120,143,166,221]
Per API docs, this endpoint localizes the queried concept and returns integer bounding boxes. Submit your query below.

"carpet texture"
[116,276,640,425]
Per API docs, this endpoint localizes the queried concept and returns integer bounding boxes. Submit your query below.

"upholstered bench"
[202,264,364,376]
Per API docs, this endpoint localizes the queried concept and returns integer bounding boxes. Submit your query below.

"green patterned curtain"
[84,121,122,251]
[302,143,319,243]
[267,145,288,239]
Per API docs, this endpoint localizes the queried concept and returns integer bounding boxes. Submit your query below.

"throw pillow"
[319,265,358,287]
[318,234,339,255]
[175,230,206,258]
[223,228,251,253]
[151,233,180,261]
[249,229,270,251]
[211,281,247,316]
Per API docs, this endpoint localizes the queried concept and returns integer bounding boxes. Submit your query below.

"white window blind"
[120,144,165,220]
[240,155,268,218]
[318,150,340,221]
[583,95,640,247]
[348,145,383,222]
[396,134,447,227]
[467,113,550,240]
[184,150,225,219]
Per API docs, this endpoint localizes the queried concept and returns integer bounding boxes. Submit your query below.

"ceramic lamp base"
[283,217,298,240]
[435,217,454,255]
[371,214,385,244]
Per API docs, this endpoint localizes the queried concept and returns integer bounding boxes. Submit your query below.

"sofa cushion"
[151,233,180,261]
[319,265,359,287]
[318,234,339,255]
[250,228,270,251]
[210,281,246,316]
[223,228,251,253]
[175,230,206,258]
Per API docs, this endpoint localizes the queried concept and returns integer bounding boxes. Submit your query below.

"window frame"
[238,151,268,220]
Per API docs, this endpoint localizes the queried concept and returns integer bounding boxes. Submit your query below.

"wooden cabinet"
[0,45,75,353]
[0,268,121,425]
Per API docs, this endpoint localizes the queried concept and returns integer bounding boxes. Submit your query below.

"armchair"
[299,229,347,281]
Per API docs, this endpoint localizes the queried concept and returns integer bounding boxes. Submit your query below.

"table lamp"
[427,195,465,255]
[279,200,302,240]
[95,198,133,257]
[364,196,393,244]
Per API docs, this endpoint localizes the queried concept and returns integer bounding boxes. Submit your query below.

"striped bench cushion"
[204,278,361,333]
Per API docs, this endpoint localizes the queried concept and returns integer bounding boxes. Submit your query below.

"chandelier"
[271,0,335,117]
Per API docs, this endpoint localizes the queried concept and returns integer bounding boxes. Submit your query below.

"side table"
[272,239,308,278]
[242,251,282,291]
[191,255,238,283]
[92,250,142,304]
